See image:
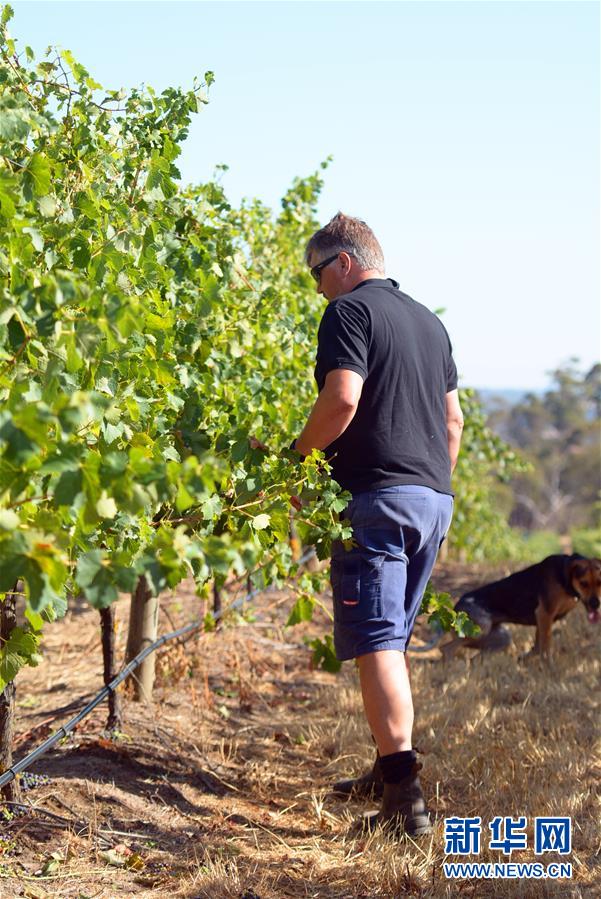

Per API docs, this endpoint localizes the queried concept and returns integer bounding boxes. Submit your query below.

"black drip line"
[0,548,316,790]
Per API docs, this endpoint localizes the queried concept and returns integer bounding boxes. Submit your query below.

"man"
[293,213,463,837]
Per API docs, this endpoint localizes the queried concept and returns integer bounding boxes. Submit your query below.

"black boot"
[332,750,384,800]
[361,761,432,837]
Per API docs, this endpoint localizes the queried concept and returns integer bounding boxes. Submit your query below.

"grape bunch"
[19,772,51,792]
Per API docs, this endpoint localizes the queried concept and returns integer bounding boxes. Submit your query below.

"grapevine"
[0,5,349,695]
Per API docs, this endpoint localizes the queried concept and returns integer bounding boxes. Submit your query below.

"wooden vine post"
[0,587,20,802]
[125,575,159,701]
[213,582,222,629]
[99,606,122,731]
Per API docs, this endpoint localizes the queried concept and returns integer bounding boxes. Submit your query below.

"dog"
[442,554,601,660]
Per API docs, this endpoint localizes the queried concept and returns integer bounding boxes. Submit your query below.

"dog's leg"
[534,604,554,660]
[521,598,544,659]
[521,628,542,662]
[478,623,512,652]
[528,627,541,656]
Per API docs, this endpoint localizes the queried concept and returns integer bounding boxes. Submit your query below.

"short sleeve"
[442,324,458,391]
[446,354,458,392]
[316,301,369,388]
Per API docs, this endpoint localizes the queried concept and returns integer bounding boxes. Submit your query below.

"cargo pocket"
[331,552,383,623]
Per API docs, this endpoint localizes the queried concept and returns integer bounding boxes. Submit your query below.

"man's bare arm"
[446,388,464,473]
[294,369,363,456]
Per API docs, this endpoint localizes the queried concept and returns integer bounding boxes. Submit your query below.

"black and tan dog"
[442,554,601,660]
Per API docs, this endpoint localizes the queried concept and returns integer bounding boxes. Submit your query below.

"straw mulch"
[2,561,599,898]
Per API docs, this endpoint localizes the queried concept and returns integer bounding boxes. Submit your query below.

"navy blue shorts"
[330,485,453,661]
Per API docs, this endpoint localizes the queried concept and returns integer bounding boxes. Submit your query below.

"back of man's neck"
[348,270,386,291]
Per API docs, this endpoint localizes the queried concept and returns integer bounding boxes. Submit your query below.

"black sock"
[379,750,416,784]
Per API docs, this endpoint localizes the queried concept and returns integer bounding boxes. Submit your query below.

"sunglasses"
[310,253,340,283]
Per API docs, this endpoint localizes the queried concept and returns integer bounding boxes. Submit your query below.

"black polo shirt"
[314,278,458,495]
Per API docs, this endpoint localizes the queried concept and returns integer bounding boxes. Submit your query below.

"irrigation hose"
[0,548,316,791]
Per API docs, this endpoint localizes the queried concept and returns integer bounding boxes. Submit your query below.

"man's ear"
[339,251,353,274]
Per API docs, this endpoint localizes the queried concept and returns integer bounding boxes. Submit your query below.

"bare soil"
[1,560,599,898]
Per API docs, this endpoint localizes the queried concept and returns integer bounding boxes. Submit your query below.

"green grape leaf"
[0,626,42,691]
[252,514,270,530]
[306,635,341,674]
[24,153,51,198]
[75,551,118,609]
[286,593,314,626]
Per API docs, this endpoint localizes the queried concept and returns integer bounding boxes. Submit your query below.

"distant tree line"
[485,362,601,537]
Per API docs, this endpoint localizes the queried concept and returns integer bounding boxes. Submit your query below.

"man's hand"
[249,435,269,452]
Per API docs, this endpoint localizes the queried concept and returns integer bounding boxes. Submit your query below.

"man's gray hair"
[305,212,385,273]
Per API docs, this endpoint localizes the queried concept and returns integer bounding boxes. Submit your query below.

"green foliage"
[571,525,601,559]
[449,389,529,561]
[514,530,563,562]
[420,582,480,638]
[0,12,348,683]
[286,592,315,626]
[306,634,341,673]
[0,621,42,692]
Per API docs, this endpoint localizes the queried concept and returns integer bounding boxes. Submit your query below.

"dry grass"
[2,562,599,897]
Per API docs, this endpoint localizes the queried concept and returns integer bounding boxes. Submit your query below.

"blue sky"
[9,1,600,389]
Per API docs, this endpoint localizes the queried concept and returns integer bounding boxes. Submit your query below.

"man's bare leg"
[357,649,413,755]
[357,648,431,835]
[331,652,414,799]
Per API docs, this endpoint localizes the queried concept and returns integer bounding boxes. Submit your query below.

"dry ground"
[0,561,599,898]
